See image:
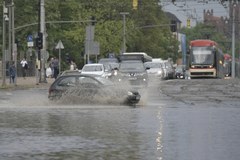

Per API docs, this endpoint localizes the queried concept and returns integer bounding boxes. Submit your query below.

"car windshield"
[175,66,183,72]
[82,65,103,71]
[119,61,145,72]
[191,47,214,65]
[165,62,172,68]
[109,63,119,69]
[103,64,112,71]
[144,62,162,68]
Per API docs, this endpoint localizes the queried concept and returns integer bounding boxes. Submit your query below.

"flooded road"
[0,78,240,160]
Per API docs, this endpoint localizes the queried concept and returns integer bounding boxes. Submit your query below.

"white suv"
[81,63,108,78]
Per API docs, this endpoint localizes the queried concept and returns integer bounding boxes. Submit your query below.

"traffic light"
[133,0,138,10]
[187,19,191,28]
[36,32,43,49]
[91,16,96,26]
[5,0,12,5]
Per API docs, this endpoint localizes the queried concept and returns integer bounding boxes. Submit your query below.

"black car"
[175,65,186,79]
[48,74,140,105]
[116,60,148,87]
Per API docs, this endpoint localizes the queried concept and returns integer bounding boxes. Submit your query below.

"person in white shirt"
[20,57,28,79]
[70,60,77,70]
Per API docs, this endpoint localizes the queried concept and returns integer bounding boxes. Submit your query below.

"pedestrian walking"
[9,63,16,84]
[20,57,28,79]
[50,57,54,78]
[70,60,77,70]
[52,57,59,79]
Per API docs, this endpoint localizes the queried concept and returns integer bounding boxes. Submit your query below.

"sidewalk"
[0,76,55,89]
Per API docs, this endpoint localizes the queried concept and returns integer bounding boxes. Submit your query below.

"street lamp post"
[231,2,236,78]
[6,0,16,85]
[2,1,8,87]
[120,12,129,53]
[39,0,47,83]
[11,1,17,85]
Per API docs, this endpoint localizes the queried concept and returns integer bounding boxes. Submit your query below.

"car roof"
[53,74,101,83]
[144,61,162,64]
[52,73,113,86]
[57,74,96,78]
[120,60,143,63]
[60,70,81,75]
[83,63,103,66]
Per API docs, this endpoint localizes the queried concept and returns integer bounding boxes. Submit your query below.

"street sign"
[55,40,64,74]
[85,41,100,55]
[27,35,33,42]
[86,26,95,41]
[55,40,64,49]
[27,34,34,47]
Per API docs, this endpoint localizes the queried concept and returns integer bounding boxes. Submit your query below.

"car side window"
[96,66,103,71]
[78,77,99,85]
[58,77,76,86]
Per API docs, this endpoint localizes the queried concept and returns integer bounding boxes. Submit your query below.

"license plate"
[129,77,137,80]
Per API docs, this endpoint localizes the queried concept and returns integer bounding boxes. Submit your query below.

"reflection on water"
[156,106,163,154]
[0,104,163,160]
[161,106,240,160]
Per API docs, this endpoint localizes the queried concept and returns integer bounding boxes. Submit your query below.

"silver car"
[144,62,164,79]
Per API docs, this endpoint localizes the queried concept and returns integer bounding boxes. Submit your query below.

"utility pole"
[120,12,129,53]
[39,0,47,83]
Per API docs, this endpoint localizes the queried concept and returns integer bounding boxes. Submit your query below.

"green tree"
[180,23,229,53]
[1,0,179,69]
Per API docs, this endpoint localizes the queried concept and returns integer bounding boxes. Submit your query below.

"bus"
[188,39,224,78]
[118,52,152,62]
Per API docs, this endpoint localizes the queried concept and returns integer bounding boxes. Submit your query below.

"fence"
[1,60,36,78]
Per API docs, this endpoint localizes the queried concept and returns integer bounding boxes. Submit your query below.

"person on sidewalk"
[9,63,16,84]
[70,60,77,70]
[20,57,28,79]
[52,57,59,79]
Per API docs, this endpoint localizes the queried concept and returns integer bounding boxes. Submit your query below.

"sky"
[161,0,229,27]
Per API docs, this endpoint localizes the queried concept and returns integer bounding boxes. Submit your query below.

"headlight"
[128,91,133,96]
